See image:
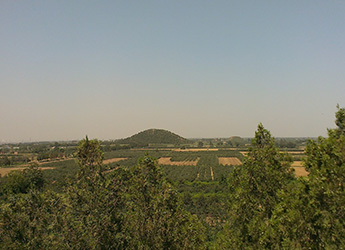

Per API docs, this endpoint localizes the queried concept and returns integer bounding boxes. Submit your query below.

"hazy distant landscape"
[2,1,345,249]
[0,128,310,179]
[0,124,318,247]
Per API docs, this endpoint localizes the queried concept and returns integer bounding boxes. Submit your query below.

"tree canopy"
[215,123,294,249]
[0,138,205,249]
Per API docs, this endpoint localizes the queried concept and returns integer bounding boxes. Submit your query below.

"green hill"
[227,136,246,147]
[118,129,190,147]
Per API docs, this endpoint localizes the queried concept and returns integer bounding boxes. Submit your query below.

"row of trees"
[1,107,345,249]
[0,155,30,167]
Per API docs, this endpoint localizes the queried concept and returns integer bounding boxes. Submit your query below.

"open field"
[292,167,309,177]
[130,148,220,152]
[158,157,200,166]
[0,146,308,186]
[3,157,127,169]
[218,157,242,166]
[286,151,305,154]
[103,158,128,164]
[1,147,307,182]
[112,150,241,181]
[292,161,303,167]
[130,148,173,151]
[240,151,305,156]
[0,167,55,176]
[20,158,72,167]
[174,148,218,152]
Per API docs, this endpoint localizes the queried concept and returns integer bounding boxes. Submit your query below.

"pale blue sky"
[1,1,345,142]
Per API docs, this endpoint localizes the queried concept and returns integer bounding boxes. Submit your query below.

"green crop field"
[99,148,243,182]
[13,148,244,194]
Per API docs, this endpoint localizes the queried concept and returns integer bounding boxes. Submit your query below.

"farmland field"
[173,148,218,152]
[0,146,309,183]
[0,166,55,176]
[0,148,240,184]
[103,157,128,164]
[93,149,244,182]
[218,157,242,166]
[292,166,309,177]
[158,157,200,166]
[292,161,303,166]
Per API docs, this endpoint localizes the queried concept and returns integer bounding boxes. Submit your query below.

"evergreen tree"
[267,106,345,249]
[215,123,294,249]
[124,155,206,249]
[1,138,206,249]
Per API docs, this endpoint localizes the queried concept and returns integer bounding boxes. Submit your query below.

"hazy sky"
[1,1,345,142]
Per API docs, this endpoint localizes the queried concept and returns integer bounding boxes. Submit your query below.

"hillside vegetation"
[227,136,246,147]
[117,128,191,147]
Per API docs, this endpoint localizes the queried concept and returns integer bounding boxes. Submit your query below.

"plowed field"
[158,157,200,166]
[103,158,128,164]
[218,157,242,166]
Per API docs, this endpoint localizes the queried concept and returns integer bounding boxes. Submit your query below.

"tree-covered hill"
[227,136,246,147]
[117,128,191,147]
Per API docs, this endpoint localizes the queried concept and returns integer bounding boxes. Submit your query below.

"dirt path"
[210,167,214,181]
[103,158,127,164]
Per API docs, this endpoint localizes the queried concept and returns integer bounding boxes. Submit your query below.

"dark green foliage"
[227,136,245,147]
[334,104,345,136]
[178,181,230,242]
[0,140,206,249]
[76,136,104,168]
[0,155,30,166]
[0,156,11,166]
[124,155,206,249]
[36,147,64,161]
[41,160,79,192]
[61,167,129,248]
[275,138,297,149]
[0,190,66,249]
[215,123,294,249]
[1,164,45,195]
[266,106,345,249]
